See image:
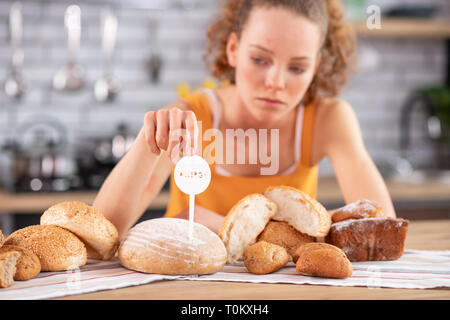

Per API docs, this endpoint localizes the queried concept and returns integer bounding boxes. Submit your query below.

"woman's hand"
[174,205,225,234]
[143,105,199,162]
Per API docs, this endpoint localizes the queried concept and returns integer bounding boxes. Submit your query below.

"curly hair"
[204,0,357,105]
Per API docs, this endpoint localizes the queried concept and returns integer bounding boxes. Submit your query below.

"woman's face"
[227,6,322,122]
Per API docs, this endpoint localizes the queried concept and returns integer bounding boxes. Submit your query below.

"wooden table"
[55,219,450,300]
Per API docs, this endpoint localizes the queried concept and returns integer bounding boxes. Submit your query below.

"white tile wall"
[0,0,448,178]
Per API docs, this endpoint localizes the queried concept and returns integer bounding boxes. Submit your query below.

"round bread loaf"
[257,220,315,260]
[243,241,289,275]
[264,186,331,237]
[0,245,41,280]
[4,225,87,271]
[119,218,227,275]
[40,201,119,260]
[295,242,353,279]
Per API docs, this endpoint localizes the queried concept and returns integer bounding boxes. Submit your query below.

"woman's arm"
[315,98,396,218]
[174,205,225,234]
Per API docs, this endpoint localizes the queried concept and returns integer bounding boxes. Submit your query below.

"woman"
[93,0,396,237]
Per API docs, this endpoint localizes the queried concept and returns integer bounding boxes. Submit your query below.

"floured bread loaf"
[0,251,20,288]
[331,199,382,223]
[119,218,227,275]
[41,201,119,260]
[264,186,331,237]
[0,245,41,281]
[326,217,409,261]
[257,220,315,261]
[243,241,289,274]
[219,194,277,264]
[4,225,87,271]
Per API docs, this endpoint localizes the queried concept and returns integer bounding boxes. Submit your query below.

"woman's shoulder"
[315,97,358,131]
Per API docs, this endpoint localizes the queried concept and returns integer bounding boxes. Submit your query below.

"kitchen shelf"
[350,18,450,38]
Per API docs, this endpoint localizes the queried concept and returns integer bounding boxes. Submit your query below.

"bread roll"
[243,241,289,274]
[0,245,41,281]
[295,242,353,279]
[119,218,227,275]
[4,225,87,271]
[264,186,331,237]
[0,251,20,288]
[257,220,315,261]
[40,201,119,260]
[325,217,409,261]
[219,193,277,264]
[331,199,382,223]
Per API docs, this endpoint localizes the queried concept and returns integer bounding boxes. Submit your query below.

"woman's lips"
[256,97,285,108]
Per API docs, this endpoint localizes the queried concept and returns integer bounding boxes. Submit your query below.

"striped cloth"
[0,249,449,300]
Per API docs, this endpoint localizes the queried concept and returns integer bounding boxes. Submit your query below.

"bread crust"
[243,241,289,274]
[40,201,119,260]
[295,242,353,279]
[0,229,4,247]
[0,245,41,281]
[257,220,315,261]
[264,186,331,237]
[331,199,382,223]
[119,218,227,275]
[218,194,277,264]
[0,251,20,288]
[325,217,409,261]
[4,225,87,271]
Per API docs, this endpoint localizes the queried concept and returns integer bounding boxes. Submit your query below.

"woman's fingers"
[144,111,160,155]
[155,109,170,152]
[183,110,199,156]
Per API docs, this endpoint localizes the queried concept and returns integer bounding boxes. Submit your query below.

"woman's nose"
[265,66,286,91]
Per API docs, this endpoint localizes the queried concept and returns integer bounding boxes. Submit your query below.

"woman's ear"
[226,32,239,67]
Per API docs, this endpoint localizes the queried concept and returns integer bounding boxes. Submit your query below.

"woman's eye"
[251,57,267,65]
[289,66,306,74]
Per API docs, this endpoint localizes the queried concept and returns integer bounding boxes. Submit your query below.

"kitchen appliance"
[1,117,80,192]
[3,2,26,100]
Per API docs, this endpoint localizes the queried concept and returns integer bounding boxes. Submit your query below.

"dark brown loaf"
[331,199,382,223]
[325,217,409,261]
[0,251,20,288]
[257,220,314,261]
[0,245,41,281]
[295,242,353,279]
[243,241,289,274]
[4,225,87,271]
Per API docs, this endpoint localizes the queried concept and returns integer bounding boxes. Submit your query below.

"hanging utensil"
[94,7,119,102]
[3,2,26,100]
[146,10,163,84]
[53,5,84,91]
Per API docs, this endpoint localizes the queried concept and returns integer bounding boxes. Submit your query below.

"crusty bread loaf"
[325,217,409,261]
[264,186,331,237]
[331,199,382,223]
[257,220,315,261]
[0,245,41,281]
[0,251,20,288]
[4,225,87,271]
[40,201,119,260]
[219,193,277,264]
[119,218,227,275]
[295,242,353,279]
[243,241,289,274]
[0,228,4,247]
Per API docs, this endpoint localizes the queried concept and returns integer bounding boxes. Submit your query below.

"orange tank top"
[164,89,319,217]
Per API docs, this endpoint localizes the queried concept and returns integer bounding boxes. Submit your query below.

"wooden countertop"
[55,219,450,300]
[1,177,450,214]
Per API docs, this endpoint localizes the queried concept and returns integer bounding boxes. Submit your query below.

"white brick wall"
[0,0,448,179]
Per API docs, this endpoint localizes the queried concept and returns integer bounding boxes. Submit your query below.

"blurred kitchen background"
[0,0,449,235]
